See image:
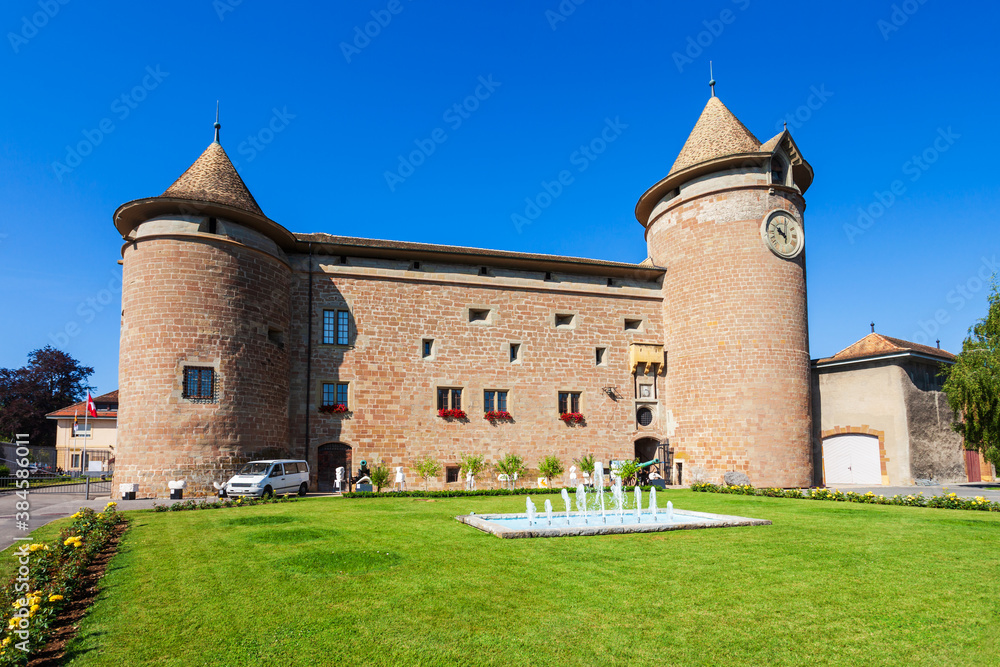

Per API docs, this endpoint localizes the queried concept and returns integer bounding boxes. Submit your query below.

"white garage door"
[822,434,882,485]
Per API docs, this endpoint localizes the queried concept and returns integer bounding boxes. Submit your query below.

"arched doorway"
[634,437,671,484]
[317,443,353,492]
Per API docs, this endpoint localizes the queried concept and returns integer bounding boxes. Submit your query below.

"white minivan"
[224,460,310,498]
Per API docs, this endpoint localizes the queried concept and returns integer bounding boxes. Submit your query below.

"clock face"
[762,211,803,259]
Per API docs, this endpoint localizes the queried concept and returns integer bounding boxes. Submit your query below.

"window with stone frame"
[484,390,508,413]
[323,309,351,345]
[322,382,350,409]
[437,387,463,411]
[183,367,215,402]
[558,391,581,414]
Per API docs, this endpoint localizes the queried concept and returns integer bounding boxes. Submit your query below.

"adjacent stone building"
[112,94,822,496]
[813,333,993,485]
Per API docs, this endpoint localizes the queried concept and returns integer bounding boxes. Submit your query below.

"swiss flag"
[86,392,97,418]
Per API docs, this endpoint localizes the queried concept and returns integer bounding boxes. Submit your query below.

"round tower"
[635,95,814,487]
[113,121,295,497]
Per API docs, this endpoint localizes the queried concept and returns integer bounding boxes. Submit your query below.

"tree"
[537,455,564,486]
[458,453,487,487]
[414,455,442,491]
[943,280,1000,466]
[494,453,526,490]
[369,457,391,493]
[574,454,596,477]
[0,347,94,447]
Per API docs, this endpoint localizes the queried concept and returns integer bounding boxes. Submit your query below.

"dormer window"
[771,156,787,186]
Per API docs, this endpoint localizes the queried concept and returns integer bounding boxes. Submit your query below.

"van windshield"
[238,462,271,475]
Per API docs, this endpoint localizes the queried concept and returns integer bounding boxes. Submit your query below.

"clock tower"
[635,94,814,487]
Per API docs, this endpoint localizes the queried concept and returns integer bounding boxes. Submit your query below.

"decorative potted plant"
[438,408,467,419]
[559,412,585,424]
[494,453,526,490]
[484,410,512,422]
[318,403,349,414]
[538,455,565,487]
[414,455,442,492]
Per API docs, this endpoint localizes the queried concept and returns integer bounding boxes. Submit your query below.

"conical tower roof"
[669,96,761,174]
[161,141,264,216]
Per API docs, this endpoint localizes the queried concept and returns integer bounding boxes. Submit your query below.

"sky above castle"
[2,0,998,394]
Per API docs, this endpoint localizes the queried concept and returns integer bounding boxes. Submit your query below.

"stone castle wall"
[645,173,813,487]
[286,254,666,489]
[115,229,291,497]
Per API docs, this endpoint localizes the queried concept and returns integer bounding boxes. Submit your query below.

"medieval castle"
[112,93,819,496]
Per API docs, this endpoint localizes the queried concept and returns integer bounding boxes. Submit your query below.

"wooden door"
[318,444,352,492]
[965,450,982,483]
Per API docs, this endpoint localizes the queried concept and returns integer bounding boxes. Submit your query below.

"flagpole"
[83,403,88,476]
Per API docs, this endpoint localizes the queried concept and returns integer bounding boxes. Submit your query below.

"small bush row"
[0,503,126,665]
[344,485,665,499]
[691,483,1000,511]
[152,494,298,512]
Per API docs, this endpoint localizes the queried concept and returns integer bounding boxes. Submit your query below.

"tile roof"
[296,233,665,274]
[46,390,119,419]
[815,333,956,365]
[669,96,762,174]
[161,142,264,217]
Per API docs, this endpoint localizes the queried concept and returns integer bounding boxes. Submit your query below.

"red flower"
[438,409,467,419]
[559,412,585,424]
[319,403,349,414]
[484,411,512,421]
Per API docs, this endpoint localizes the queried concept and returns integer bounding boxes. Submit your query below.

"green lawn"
[31,491,1000,665]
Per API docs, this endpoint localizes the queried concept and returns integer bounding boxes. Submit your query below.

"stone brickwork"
[645,175,813,487]
[287,255,666,489]
[115,231,291,497]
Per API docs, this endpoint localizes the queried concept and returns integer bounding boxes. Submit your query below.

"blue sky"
[2,0,998,394]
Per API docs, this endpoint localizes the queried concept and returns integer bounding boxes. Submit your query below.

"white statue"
[569,465,578,486]
[335,466,345,492]
[394,466,406,492]
[466,470,476,491]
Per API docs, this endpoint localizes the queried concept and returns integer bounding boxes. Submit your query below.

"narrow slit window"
[509,343,520,363]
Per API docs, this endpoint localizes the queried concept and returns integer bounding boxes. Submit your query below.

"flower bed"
[318,403,348,414]
[153,495,299,512]
[0,502,126,665]
[559,412,585,424]
[691,482,1000,511]
[484,411,512,421]
[438,409,467,419]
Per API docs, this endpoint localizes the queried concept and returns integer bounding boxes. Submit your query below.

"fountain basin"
[456,509,770,539]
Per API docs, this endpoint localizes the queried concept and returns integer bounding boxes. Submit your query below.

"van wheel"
[262,486,273,499]
[298,483,308,497]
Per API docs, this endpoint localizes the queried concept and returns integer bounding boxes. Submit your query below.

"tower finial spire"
[870,321,875,333]
[213,101,221,143]
[709,61,716,97]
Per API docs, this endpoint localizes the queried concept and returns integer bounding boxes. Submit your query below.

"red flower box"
[559,412,585,424]
[319,403,349,414]
[484,410,512,421]
[438,408,467,419]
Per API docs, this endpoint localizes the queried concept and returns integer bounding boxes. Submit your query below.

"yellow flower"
[48,595,63,602]
[70,512,82,519]
[29,604,39,614]
[1,637,9,646]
